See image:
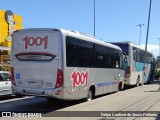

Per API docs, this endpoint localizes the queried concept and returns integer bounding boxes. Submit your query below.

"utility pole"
[158,38,160,57]
[94,0,95,37]
[142,0,152,87]
[136,24,144,46]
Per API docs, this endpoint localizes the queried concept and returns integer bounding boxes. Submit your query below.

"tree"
[154,70,160,80]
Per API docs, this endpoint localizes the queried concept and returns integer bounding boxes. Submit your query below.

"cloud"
[140,44,159,58]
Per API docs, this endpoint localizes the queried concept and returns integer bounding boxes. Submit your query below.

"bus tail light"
[125,66,131,78]
[55,69,63,88]
[11,67,16,85]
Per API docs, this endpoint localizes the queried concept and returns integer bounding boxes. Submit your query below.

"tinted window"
[66,36,94,67]
[0,74,3,81]
[66,36,83,67]
[104,46,115,68]
[95,44,120,68]
[132,46,152,63]
[95,44,106,68]
[81,41,94,67]
[120,53,124,69]
[0,73,10,81]
[114,50,121,68]
[112,43,129,55]
[15,53,56,61]
[66,36,121,68]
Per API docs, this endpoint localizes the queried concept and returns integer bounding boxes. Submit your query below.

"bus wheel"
[86,90,92,101]
[47,97,59,103]
[86,89,93,101]
[118,82,123,91]
[15,94,24,98]
[136,76,140,86]
[86,86,95,101]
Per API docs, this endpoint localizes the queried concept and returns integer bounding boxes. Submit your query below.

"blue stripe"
[97,82,116,87]
[135,62,150,82]
[16,86,56,90]
[135,62,144,72]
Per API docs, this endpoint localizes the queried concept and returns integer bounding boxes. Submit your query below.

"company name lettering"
[71,69,88,91]
[23,35,48,49]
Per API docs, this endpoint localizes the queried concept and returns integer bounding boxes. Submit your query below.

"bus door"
[114,52,124,91]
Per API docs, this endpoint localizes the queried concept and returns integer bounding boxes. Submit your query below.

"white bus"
[11,28,124,101]
[111,42,154,86]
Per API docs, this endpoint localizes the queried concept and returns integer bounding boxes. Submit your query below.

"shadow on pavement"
[0,95,24,101]
[144,80,160,92]
[156,114,160,120]
[0,96,86,115]
[144,90,160,92]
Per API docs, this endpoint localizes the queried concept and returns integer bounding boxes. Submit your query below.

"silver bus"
[11,28,124,101]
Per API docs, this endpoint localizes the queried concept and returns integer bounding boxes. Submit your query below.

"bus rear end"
[11,29,63,99]
[110,42,131,85]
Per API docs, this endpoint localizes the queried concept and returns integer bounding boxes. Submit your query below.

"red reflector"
[55,69,63,88]
[125,66,131,78]
[11,67,16,85]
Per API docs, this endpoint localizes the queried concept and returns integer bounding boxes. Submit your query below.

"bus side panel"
[63,68,90,100]
[93,69,119,95]
[63,68,119,100]
[63,67,80,100]
[131,61,143,85]
[144,63,151,83]
[114,69,125,90]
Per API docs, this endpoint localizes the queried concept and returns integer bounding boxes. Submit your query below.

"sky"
[1,0,160,57]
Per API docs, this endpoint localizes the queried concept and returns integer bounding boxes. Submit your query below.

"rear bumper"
[12,85,86,100]
[11,85,63,99]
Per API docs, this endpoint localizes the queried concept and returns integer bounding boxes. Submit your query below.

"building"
[0,10,22,71]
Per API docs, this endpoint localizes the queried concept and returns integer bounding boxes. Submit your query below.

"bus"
[111,42,154,86]
[11,28,125,101]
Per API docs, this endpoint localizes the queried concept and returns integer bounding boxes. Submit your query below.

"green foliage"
[154,70,160,80]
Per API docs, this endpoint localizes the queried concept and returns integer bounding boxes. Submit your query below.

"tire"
[118,82,123,91]
[47,97,60,104]
[136,76,140,87]
[15,94,24,98]
[86,89,93,101]
[47,97,58,101]
[47,97,53,101]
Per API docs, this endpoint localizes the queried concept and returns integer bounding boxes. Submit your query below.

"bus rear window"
[112,43,129,55]
[15,52,56,61]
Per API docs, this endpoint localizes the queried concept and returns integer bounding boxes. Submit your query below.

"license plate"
[26,80,43,88]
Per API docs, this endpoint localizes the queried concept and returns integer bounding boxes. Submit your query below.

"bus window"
[66,36,83,67]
